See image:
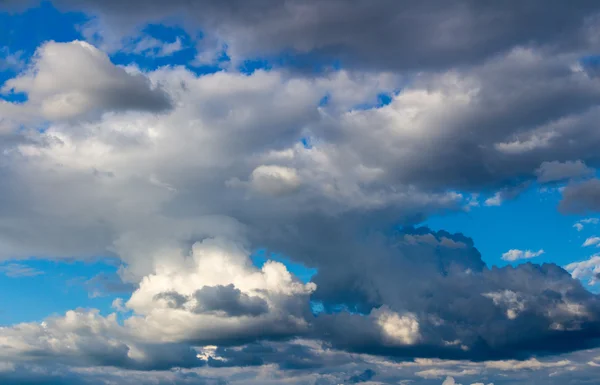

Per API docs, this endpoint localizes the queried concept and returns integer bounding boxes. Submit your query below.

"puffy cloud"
[1,33,600,380]
[535,160,595,184]
[309,228,600,361]
[0,41,172,121]
[248,165,302,196]
[124,237,316,346]
[566,256,600,286]
[501,249,545,261]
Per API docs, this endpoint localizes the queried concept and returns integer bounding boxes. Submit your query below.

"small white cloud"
[501,248,544,261]
[374,307,420,346]
[249,165,302,196]
[575,218,600,232]
[583,237,600,247]
[484,193,502,206]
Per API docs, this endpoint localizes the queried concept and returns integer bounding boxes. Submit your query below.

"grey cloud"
[193,285,269,317]
[348,369,376,383]
[85,272,137,297]
[155,285,269,317]
[309,228,600,361]
[48,0,600,72]
[535,160,595,184]
[559,179,600,213]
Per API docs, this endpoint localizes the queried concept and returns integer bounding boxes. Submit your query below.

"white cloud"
[374,307,421,346]
[574,218,599,231]
[501,249,545,261]
[248,165,302,196]
[484,358,570,371]
[484,193,502,206]
[566,256,600,286]
[0,41,171,121]
[583,237,600,247]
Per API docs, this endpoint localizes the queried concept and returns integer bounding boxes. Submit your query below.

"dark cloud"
[348,369,376,383]
[193,285,270,317]
[309,228,600,361]
[559,179,600,213]
[155,284,270,317]
[535,160,595,184]
[47,0,600,72]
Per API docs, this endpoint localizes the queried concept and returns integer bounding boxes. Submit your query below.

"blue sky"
[3,2,600,385]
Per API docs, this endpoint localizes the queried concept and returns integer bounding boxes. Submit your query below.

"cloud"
[1,33,600,380]
[501,249,545,261]
[559,179,600,214]
[482,290,525,320]
[484,357,570,371]
[583,237,600,247]
[0,263,44,277]
[0,48,25,71]
[566,256,600,286]
[248,165,302,196]
[125,36,185,57]
[574,218,599,231]
[535,160,595,184]
[348,368,376,383]
[0,40,172,121]
[51,0,600,73]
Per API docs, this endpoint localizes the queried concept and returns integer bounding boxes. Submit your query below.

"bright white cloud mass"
[2,1,600,384]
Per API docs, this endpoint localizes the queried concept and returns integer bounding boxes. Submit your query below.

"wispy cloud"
[0,263,44,278]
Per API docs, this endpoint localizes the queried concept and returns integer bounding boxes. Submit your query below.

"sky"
[3,1,600,384]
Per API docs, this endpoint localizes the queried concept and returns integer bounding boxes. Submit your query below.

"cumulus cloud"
[501,249,545,261]
[3,2,600,382]
[0,40,171,121]
[566,256,600,286]
[248,165,302,196]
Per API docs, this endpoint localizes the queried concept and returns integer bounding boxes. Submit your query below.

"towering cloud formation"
[2,1,600,384]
